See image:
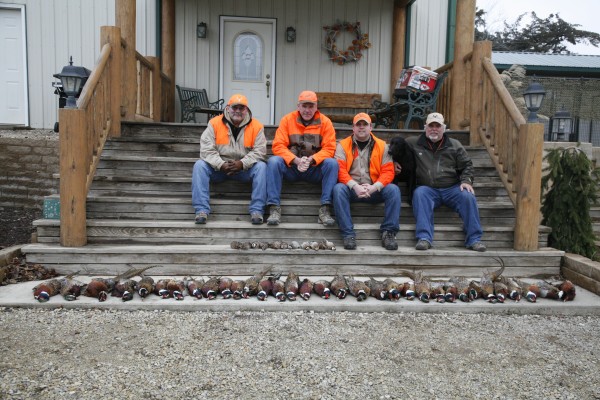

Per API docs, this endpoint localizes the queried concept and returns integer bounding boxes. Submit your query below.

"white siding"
[407,0,447,70]
[175,0,395,123]
[0,0,157,129]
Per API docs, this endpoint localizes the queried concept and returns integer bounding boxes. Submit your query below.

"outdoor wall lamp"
[286,26,296,43]
[52,56,91,108]
[551,106,573,142]
[523,80,546,123]
[197,22,207,39]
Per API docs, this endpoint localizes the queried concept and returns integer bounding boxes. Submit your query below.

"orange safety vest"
[338,134,394,185]
[210,115,263,147]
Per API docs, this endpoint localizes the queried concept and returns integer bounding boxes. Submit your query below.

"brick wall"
[0,136,59,209]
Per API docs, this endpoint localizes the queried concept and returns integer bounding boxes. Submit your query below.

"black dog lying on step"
[388,136,416,205]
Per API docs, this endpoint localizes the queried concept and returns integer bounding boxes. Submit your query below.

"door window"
[233,32,263,81]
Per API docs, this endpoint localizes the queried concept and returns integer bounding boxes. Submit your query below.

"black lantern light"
[286,26,296,43]
[523,80,546,123]
[551,106,573,142]
[197,22,207,39]
[53,56,91,108]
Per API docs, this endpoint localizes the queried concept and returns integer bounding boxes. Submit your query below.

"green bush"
[541,146,600,260]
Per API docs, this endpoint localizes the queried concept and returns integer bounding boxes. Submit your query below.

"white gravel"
[0,307,599,399]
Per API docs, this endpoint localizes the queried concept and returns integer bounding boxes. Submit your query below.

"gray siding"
[0,0,157,129]
[175,0,394,123]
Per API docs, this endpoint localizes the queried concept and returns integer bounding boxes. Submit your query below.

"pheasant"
[330,273,348,299]
[82,277,113,302]
[137,276,155,299]
[59,273,85,301]
[201,276,221,300]
[167,279,186,300]
[271,279,286,302]
[299,278,314,301]
[493,281,509,303]
[313,279,331,299]
[219,277,234,299]
[365,277,387,300]
[243,266,272,299]
[346,276,370,302]
[382,278,401,301]
[401,280,416,301]
[284,271,300,301]
[230,279,246,300]
[184,276,205,299]
[257,276,276,301]
[154,278,172,299]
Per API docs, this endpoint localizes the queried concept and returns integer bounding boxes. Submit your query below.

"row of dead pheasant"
[32,264,575,303]
[230,239,336,251]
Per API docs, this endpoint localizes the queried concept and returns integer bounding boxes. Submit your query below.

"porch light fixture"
[286,26,296,43]
[52,56,91,109]
[523,79,546,123]
[551,106,572,142]
[197,22,207,39]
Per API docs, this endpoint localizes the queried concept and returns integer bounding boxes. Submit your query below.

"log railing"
[59,25,172,246]
[436,40,544,251]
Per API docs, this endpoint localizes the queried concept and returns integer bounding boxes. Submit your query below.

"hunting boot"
[318,204,335,227]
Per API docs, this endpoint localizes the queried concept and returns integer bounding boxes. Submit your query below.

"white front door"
[0,5,28,126]
[220,16,276,124]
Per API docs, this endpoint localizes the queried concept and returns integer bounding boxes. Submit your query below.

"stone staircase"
[21,122,564,277]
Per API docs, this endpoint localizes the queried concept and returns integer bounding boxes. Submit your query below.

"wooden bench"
[176,85,225,123]
[315,92,382,125]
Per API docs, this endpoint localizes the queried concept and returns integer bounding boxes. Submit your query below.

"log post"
[469,41,492,146]
[148,56,161,121]
[514,123,544,251]
[59,108,88,247]
[162,0,175,122]
[450,0,475,130]
[390,0,409,99]
[101,26,122,137]
[116,0,136,120]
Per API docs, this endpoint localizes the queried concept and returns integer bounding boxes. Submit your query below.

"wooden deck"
[22,121,564,277]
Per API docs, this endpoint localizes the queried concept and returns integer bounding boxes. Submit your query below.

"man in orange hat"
[332,113,400,250]
[266,90,339,226]
[192,93,267,225]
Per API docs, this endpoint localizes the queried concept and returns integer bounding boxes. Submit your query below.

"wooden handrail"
[482,59,526,125]
[442,40,543,251]
[58,25,172,246]
[77,43,111,109]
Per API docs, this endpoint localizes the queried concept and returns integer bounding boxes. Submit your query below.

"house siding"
[0,0,157,129]
[407,0,447,69]
[175,0,396,123]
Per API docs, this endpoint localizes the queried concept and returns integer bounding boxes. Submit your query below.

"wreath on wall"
[323,21,371,65]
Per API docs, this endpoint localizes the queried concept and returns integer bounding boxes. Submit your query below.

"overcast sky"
[476,0,600,55]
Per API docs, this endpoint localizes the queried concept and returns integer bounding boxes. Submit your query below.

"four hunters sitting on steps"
[191,90,486,252]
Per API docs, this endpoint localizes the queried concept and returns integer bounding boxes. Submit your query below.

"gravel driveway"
[1,307,599,399]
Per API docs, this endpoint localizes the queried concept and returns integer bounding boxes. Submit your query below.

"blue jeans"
[192,160,267,215]
[266,156,339,206]
[332,183,401,239]
[412,184,483,247]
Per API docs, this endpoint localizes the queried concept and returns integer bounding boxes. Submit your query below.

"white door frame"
[0,3,29,126]
[219,16,276,124]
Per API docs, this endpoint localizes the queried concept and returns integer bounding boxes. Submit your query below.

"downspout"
[446,0,457,64]
[156,0,162,60]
